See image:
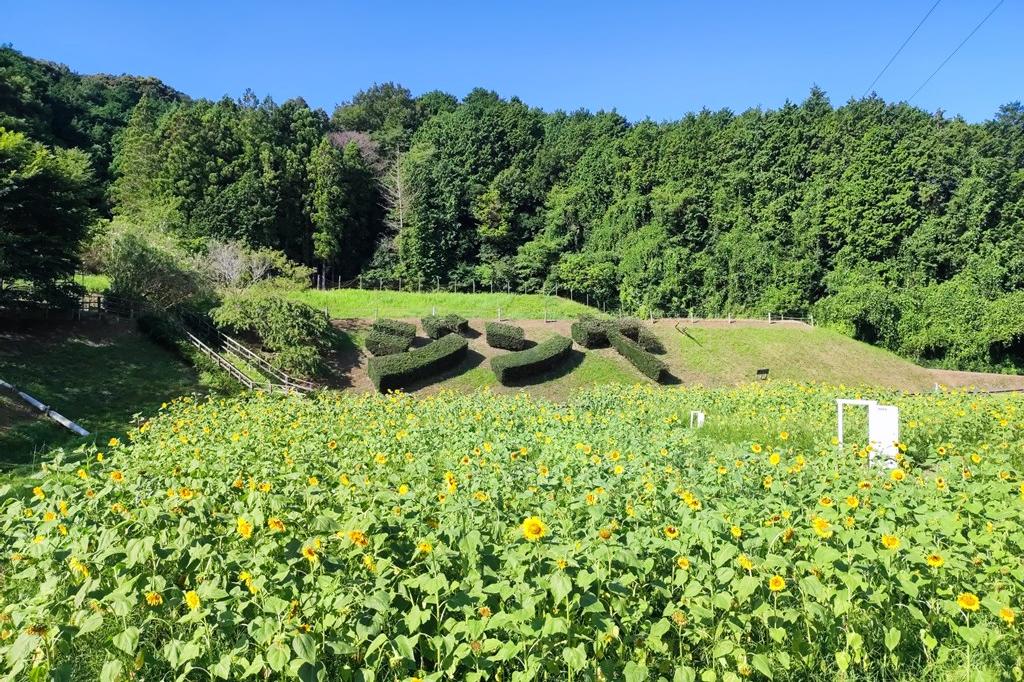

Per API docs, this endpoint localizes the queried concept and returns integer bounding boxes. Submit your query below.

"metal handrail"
[220,334,317,392]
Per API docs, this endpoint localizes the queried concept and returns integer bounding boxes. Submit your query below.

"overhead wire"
[907,0,1005,102]
[862,0,943,98]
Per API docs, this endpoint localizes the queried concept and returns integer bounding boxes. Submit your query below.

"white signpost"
[836,399,899,468]
[689,411,705,428]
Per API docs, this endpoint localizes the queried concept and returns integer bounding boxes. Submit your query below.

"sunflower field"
[1,383,1023,681]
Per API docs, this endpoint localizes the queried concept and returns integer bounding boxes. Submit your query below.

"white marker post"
[689,411,705,428]
[836,399,899,468]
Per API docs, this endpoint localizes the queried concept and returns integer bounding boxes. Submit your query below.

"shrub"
[491,334,573,384]
[365,330,411,357]
[211,291,333,377]
[608,329,666,380]
[570,317,608,348]
[422,314,470,339]
[367,333,468,391]
[485,321,526,350]
[371,318,416,341]
[637,326,666,354]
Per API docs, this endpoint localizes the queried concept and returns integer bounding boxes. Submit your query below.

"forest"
[2,45,1023,371]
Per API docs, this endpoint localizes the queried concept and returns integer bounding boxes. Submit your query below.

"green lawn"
[655,323,938,390]
[0,320,215,466]
[79,273,110,292]
[288,288,600,320]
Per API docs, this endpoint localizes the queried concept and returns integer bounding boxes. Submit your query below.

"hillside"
[325,317,1024,401]
[289,288,601,320]
[0,319,213,464]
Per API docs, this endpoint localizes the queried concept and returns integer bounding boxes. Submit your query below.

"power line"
[862,0,943,98]
[908,0,1005,102]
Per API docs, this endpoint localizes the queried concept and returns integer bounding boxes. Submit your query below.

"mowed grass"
[0,320,212,465]
[288,288,599,320]
[654,323,941,391]
[79,273,110,292]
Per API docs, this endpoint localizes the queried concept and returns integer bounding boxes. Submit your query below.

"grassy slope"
[0,320,211,465]
[406,321,958,400]
[289,288,599,320]
[653,323,939,390]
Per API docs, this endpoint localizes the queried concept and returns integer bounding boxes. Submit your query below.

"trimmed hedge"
[371,318,416,341]
[366,318,416,357]
[422,314,470,339]
[365,330,411,357]
[491,335,573,384]
[367,333,468,391]
[570,316,665,354]
[637,326,665,354]
[485,321,526,350]
[608,329,666,381]
[570,317,609,348]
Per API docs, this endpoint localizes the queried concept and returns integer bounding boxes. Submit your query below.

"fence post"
[472,280,475,294]
[809,314,814,327]
[497,306,502,322]
[435,277,440,292]
[768,312,772,324]
[358,275,362,290]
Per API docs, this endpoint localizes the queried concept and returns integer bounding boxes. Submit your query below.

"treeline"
[2,46,1023,371]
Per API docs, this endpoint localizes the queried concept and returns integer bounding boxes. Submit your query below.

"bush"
[371,318,416,341]
[570,317,608,348]
[422,313,469,339]
[367,333,468,391]
[491,334,573,384]
[211,291,333,377]
[637,326,665,354]
[485,321,526,350]
[608,329,666,380]
[365,329,411,357]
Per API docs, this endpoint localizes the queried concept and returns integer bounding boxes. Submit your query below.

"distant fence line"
[307,277,816,324]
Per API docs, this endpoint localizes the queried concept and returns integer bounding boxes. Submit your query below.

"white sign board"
[689,410,705,428]
[868,404,899,468]
[836,399,899,468]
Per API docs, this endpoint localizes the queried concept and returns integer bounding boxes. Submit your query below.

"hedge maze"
[364,315,667,391]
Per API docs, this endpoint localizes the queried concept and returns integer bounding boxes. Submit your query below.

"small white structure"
[836,399,899,468]
[689,410,705,428]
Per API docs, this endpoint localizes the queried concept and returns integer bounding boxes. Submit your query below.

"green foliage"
[484,321,527,350]
[8,43,1024,372]
[421,313,469,339]
[0,46,184,193]
[102,223,213,312]
[366,333,468,391]
[370,318,417,340]
[211,292,332,377]
[364,331,410,357]
[0,128,93,306]
[3,384,1024,679]
[607,329,667,380]
[570,317,610,349]
[490,334,572,384]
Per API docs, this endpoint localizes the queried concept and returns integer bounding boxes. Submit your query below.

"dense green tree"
[0,128,95,304]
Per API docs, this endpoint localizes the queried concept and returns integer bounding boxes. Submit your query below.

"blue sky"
[5,1,1020,122]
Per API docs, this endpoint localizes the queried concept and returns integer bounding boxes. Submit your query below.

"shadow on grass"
[660,371,683,385]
